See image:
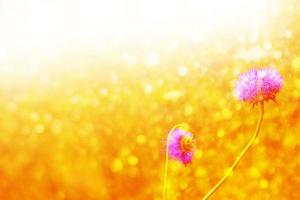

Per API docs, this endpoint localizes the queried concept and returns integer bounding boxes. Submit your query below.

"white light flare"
[0,0,281,72]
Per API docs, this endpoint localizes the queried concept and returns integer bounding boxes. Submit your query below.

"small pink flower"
[168,128,194,165]
[235,68,282,105]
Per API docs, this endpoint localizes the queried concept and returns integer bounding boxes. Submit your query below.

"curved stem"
[202,102,264,200]
[163,123,189,200]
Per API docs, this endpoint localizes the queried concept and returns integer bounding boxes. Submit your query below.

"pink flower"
[168,128,194,165]
[235,68,282,105]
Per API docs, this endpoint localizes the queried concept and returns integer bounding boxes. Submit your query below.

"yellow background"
[0,0,299,199]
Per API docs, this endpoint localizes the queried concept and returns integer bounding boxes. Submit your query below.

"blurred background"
[0,0,300,199]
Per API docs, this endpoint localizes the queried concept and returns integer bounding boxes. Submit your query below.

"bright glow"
[145,52,160,67]
[0,0,280,73]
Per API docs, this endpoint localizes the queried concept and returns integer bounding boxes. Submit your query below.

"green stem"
[202,102,264,200]
[163,123,189,200]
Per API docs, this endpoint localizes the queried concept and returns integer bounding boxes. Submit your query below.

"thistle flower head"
[168,126,194,165]
[235,67,282,105]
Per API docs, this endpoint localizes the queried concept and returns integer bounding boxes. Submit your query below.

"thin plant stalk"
[202,102,264,200]
[163,123,188,200]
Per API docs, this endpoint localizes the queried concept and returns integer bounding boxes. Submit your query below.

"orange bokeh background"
[0,0,300,199]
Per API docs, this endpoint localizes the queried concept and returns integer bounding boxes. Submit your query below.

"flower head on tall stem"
[235,67,282,105]
[202,67,282,200]
[168,127,194,165]
[163,123,194,200]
